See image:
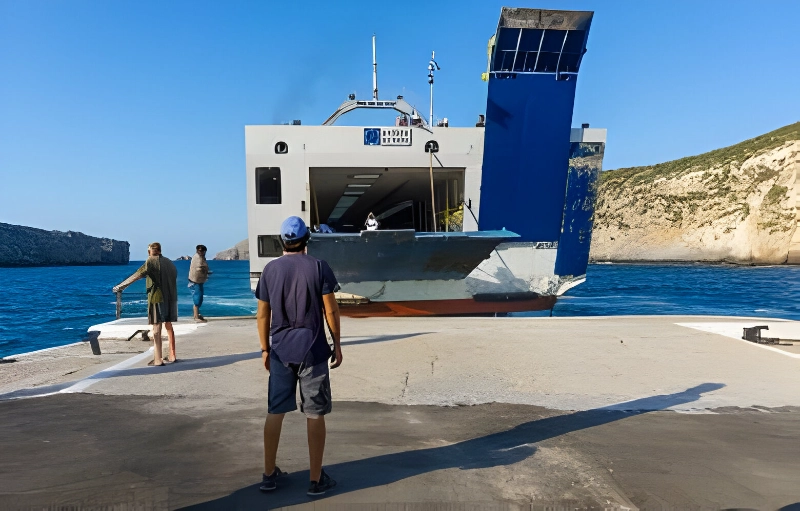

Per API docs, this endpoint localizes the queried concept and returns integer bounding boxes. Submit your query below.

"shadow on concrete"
[98,352,259,378]
[0,381,78,400]
[109,332,431,377]
[340,332,432,346]
[183,383,724,510]
[0,353,260,400]
[0,334,430,400]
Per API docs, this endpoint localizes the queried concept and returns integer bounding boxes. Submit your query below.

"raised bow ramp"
[479,8,599,278]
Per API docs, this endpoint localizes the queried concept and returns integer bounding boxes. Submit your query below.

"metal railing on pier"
[112,289,148,320]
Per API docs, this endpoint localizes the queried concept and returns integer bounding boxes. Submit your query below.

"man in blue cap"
[255,216,343,496]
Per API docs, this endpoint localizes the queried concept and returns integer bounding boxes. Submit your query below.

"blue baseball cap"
[280,216,309,242]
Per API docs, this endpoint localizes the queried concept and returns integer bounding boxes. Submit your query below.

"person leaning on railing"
[113,242,179,366]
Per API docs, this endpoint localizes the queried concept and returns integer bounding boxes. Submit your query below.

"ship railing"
[437,203,464,232]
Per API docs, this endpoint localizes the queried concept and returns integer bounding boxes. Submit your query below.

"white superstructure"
[245,120,604,316]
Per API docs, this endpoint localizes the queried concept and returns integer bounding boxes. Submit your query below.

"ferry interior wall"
[309,167,465,233]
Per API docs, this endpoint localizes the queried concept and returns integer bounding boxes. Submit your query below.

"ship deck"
[2,315,800,510]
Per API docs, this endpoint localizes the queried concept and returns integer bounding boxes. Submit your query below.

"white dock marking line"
[2,348,155,401]
[3,322,206,360]
[86,321,206,338]
[59,347,155,394]
[676,323,800,359]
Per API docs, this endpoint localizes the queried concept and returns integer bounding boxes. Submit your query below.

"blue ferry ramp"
[479,8,600,280]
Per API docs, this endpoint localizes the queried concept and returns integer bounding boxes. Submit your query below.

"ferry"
[245,7,606,316]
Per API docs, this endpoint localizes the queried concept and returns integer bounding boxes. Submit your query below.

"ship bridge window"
[258,235,283,257]
[256,167,281,204]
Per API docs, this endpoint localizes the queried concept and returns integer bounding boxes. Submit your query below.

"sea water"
[0,260,255,358]
[2,261,800,358]
[524,262,800,318]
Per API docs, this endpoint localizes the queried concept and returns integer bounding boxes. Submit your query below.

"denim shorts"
[268,352,332,417]
[188,282,204,307]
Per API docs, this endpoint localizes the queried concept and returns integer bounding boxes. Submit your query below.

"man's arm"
[322,293,342,369]
[112,263,147,293]
[257,299,271,371]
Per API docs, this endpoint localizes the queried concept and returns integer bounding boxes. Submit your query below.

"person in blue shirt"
[255,216,343,497]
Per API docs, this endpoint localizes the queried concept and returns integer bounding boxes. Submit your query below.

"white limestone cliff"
[590,123,800,264]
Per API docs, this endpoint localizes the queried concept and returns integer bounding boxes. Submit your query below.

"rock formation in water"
[0,223,130,267]
[590,122,800,264]
[175,255,192,261]
[213,239,249,260]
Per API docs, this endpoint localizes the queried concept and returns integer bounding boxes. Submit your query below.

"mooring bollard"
[86,330,102,355]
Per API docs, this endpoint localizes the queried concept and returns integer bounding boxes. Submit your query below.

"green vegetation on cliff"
[601,122,800,186]
[591,121,799,264]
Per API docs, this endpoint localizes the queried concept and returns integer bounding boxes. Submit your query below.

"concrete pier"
[1,316,800,510]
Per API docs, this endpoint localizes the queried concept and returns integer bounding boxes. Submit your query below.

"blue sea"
[2,261,800,358]
[0,260,256,358]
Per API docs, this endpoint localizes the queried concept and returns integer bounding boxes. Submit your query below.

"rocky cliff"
[213,239,249,261]
[591,122,800,264]
[0,223,130,267]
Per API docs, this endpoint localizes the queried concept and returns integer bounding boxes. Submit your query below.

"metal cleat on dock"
[742,326,782,345]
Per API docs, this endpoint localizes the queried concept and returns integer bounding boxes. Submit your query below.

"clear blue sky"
[1,0,798,258]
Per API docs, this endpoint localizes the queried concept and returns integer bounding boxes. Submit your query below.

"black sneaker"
[307,469,337,496]
[259,467,286,492]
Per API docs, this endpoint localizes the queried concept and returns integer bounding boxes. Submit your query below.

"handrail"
[112,279,145,320]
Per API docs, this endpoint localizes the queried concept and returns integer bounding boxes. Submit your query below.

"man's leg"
[264,413,285,476]
[299,361,332,484]
[165,322,176,361]
[307,416,326,482]
[196,284,205,320]
[152,323,163,364]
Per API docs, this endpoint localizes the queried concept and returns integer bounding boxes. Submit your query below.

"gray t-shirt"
[189,253,209,284]
[255,253,338,366]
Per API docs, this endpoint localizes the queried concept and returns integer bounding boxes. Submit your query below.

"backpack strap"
[318,259,335,355]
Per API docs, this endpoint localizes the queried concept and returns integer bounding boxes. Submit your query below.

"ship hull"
[339,294,557,317]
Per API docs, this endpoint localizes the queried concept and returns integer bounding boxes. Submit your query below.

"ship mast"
[427,51,440,127]
[372,34,378,100]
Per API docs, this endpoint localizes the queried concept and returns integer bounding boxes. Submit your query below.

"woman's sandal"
[147,360,165,367]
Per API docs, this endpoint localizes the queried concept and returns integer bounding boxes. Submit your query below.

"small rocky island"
[214,239,249,260]
[0,223,129,267]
